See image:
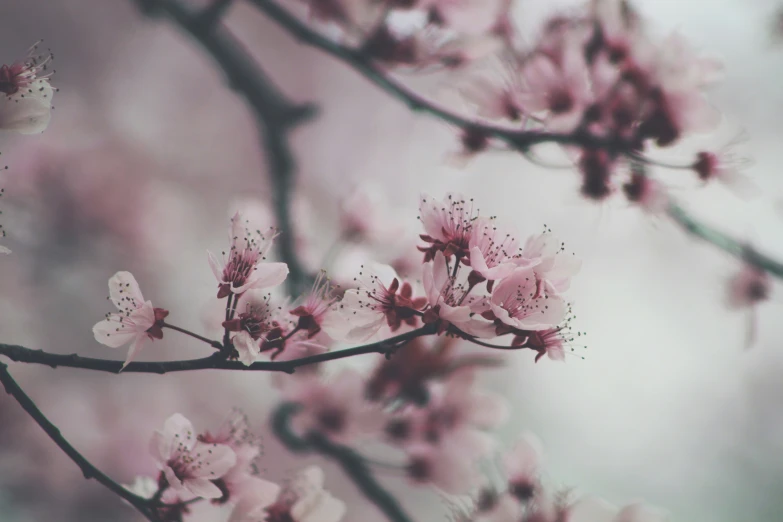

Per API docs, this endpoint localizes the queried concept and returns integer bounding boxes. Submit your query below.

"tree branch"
[271,403,415,522]
[0,325,436,374]
[247,0,783,282]
[0,362,158,521]
[135,0,318,295]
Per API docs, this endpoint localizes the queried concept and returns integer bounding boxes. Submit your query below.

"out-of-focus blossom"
[338,183,404,245]
[289,270,339,338]
[208,211,288,298]
[149,413,237,500]
[322,262,426,342]
[726,264,770,310]
[123,475,158,499]
[92,271,168,368]
[252,466,345,522]
[0,43,55,134]
[622,168,669,214]
[228,476,282,522]
[503,432,544,502]
[284,369,383,444]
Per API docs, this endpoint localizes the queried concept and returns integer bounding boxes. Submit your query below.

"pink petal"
[109,271,145,310]
[191,442,237,479]
[242,262,289,292]
[121,335,148,369]
[184,477,223,499]
[161,413,197,458]
[92,317,138,348]
[207,250,225,283]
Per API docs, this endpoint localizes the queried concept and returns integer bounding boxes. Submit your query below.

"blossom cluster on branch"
[0,0,781,521]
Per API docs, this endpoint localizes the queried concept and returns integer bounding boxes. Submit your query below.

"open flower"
[469,217,528,282]
[222,290,278,366]
[422,251,495,337]
[208,212,288,298]
[92,271,169,368]
[0,43,55,134]
[519,232,581,295]
[150,414,237,500]
[419,193,480,262]
[322,263,426,342]
[289,271,339,339]
[487,267,566,331]
[503,432,544,502]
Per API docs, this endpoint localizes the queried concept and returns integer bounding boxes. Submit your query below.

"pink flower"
[255,466,345,522]
[198,409,266,505]
[228,476,282,522]
[289,271,339,339]
[503,432,544,502]
[459,68,525,122]
[405,435,487,494]
[691,146,756,196]
[487,267,567,331]
[469,217,528,282]
[520,48,592,132]
[284,370,382,444]
[92,271,169,369]
[322,263,426,342]
[422,251,495,337]
[208,211,289,299]
[726,264,770,310]
[338,183,403,244]
[519,232,581,295]
[149,414,237,500]
[222,290,278,366]
[419,192,479,262]
[622,170,669,214]
[0,43,55,134]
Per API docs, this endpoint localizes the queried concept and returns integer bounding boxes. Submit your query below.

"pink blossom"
[0,43,55,134]
[488,267,567,331]
[338,183,403,244]
[228,476,282,522]
[198,409,265,504]
[322,263,426,342]
[520,47,592,132]
[469,217,528,282]
[289,270,339,338]
[284,370,382,444]
[92,271,169,369]
[503,432,544,502]
[149,413,237,500]
[422,251,495,337]
[691,147,756,196]
[419,192,479,262]
[405,434,487,494]
[258,466,345,522]
[208,211,289,299]
[222,290,278,365]
[520,232,581,295]
[622,170,669,214]
[459,69,525,122]
[726,264,770,310]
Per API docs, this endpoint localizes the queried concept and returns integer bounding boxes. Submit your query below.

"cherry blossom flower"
[422,251,495,337]
[0,43,55,134]
[691,147,756,196]
[469,217,528,282]
[149,413,237,500]
[405,435,486,494]
[622,169,669,214]
[284,370,382,444]
[520,47,592,132]
[246,466,345,522]
[486,267,567,332]
[198,409,265,504]
[289,271,339,338]
[338,183,403,244]
[726,263,771,347]
[419,193,479,262]
[228,477,282,522]
[222,290,278,365]
[519,232,581,295]
[92,271,169,369]
[503,432,544,502]
[459,65,525,122]
[322,263,426,342]
[208,211,289,299]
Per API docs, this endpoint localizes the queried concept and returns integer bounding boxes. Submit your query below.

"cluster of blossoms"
[126,411,345,522]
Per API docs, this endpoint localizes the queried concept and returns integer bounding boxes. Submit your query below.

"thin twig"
[0,363,158,521]
[0,325,436,375]
[136,0,318,296]
[162,322,223,350]
[247,0,783,281]
[271,403,415,522]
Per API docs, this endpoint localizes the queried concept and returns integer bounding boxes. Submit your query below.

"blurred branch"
[0,325,436,374]
[272,403,415,522]
[0,362,159,522]
[248,0,783,281]
[133,0,318,296]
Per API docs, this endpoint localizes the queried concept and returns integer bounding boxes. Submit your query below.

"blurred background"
[1,0,783,521]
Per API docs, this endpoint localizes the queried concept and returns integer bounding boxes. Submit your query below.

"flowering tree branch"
[0,362,159,522]
[0,325,437,374]
[272,402,415,522]
[247,0,783,282]
[134,0,318,295]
